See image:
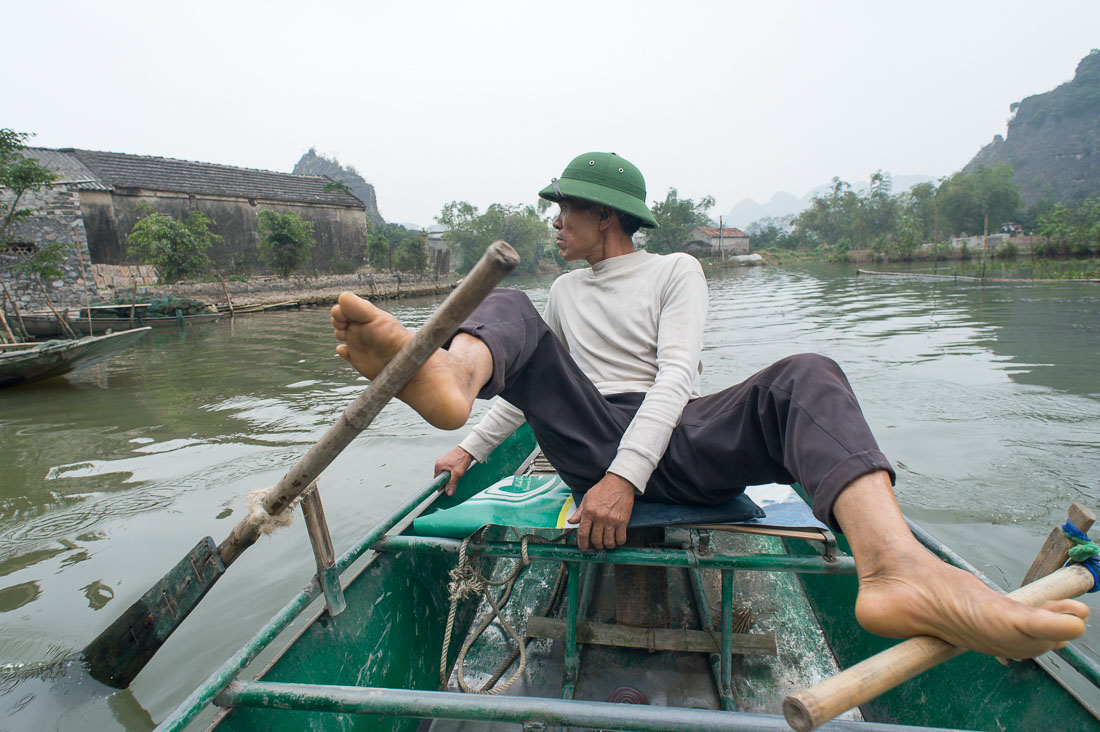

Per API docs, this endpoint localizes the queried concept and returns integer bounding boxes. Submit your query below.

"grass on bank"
[751,247,1100,280]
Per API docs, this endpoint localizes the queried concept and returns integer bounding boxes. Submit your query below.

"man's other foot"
[330,292,474,430]
[855,550,1089,659]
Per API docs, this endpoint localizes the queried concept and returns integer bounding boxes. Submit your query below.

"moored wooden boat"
[149,426,1100,732]
[0,327,151,388]
[19,311,223,338]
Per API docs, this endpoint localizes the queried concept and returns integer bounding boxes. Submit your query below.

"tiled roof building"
[64,149,364,208]
[17,148,369,272]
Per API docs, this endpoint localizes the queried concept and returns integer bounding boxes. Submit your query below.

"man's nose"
[552,213,563,230]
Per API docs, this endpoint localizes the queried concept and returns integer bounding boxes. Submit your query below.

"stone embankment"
[8,264,455,316]
[140,271,455,311]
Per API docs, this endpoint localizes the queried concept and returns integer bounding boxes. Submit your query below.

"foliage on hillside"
[748,167,1025,260]
[966,50,1100,204]
[293,148,384,226]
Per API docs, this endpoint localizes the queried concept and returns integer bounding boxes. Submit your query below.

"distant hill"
[293,148,384,226]
[965,50,1100,204]
[725,174,934,228]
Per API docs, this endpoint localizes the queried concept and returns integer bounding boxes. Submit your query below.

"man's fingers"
[614,519,627,548]
[577,518,592,552]
[600,523,617,551]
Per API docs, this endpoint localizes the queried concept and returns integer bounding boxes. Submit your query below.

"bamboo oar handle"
[782,564,1095,732]
[257,241,518,518]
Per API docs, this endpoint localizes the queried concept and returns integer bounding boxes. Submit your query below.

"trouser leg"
[648,353,895,531]
[453,289,637,490]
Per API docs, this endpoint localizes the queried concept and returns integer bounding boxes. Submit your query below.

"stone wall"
[0,183,100,312]
[88,190,369,274]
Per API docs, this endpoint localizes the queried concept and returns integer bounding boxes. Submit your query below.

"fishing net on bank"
[79,297,214,319]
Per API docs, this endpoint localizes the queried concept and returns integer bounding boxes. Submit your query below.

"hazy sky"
[7,1,1099,226]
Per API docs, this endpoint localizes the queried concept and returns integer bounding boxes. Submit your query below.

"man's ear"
[596,205,615,231]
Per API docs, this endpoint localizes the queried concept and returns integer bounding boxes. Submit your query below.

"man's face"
[552,198,603,263]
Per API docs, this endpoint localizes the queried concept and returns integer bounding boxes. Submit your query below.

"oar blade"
[82,537,225,688]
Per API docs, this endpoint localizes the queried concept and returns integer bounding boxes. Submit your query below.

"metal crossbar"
[214,680,972,732]
[373,534,856,573]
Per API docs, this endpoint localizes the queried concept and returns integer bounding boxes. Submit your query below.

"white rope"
[439,529,571,695]
[244,486,305,536]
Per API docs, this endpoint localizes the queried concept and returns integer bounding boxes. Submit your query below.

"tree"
[1035,197,1100,256]
[256,209,315,278]
[436,201,483,272]
[394,235,428,273]
[367,222,419,271]
[0,129,57,243]
[938,165,1022,237]
[435,201,550,274]
[126,204,219,282]
[644,189,714,255]
[322,179,352,194]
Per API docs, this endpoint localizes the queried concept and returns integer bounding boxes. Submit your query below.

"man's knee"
[774,353,844,379]
[483,288,538,316]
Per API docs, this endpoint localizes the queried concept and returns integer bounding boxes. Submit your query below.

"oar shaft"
[783,564,1095,732]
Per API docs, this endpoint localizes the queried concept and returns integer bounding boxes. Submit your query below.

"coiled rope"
[439,529,568,694]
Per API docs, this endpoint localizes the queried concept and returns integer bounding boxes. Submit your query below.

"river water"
[2,263,1099,730]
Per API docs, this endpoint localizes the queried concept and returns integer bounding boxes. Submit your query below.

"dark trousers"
[455,290,895,531]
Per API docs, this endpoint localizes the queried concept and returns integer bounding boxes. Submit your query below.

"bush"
[126,204,219,282]
[257,210,315,278]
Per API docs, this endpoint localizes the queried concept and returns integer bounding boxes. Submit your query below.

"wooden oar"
[81,241,520,689]
[782,563,1095,732]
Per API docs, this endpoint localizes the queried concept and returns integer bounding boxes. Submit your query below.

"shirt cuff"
[458,433,495,463]
[607,449,657,495]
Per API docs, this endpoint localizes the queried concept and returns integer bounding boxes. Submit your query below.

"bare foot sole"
[854,551,1089,659]
[330,292,473,430]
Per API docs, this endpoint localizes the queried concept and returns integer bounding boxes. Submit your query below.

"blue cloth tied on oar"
[1062,520,1100,593]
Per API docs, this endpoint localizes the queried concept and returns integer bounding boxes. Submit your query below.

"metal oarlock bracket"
[300,482,346,616]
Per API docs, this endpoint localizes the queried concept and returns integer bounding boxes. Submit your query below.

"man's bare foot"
[854,548,1089,659]
[834,470,1089,659]
[329,292,490,430]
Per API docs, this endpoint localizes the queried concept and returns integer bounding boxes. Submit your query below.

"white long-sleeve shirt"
[458,250,708,493]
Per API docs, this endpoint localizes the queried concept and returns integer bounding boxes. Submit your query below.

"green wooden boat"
[0,327,150,388]
[153,427,1100,732]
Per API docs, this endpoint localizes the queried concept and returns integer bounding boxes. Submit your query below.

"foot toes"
[336,291,379,322]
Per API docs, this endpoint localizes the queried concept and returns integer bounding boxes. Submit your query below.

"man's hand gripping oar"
[80,241,520,688]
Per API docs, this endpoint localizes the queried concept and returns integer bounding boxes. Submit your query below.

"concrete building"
[685,226,750,257]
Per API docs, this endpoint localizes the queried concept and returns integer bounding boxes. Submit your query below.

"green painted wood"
[212,426,536,732]
[84,536,225,687]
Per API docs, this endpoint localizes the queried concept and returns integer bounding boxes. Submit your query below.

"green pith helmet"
[538,152,659,228]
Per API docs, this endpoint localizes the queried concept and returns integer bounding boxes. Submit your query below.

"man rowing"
[331,151,1088,660]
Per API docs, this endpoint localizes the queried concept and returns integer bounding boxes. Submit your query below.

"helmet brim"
[539,177,659,228]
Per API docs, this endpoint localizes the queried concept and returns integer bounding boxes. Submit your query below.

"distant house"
[684,226,750,257]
